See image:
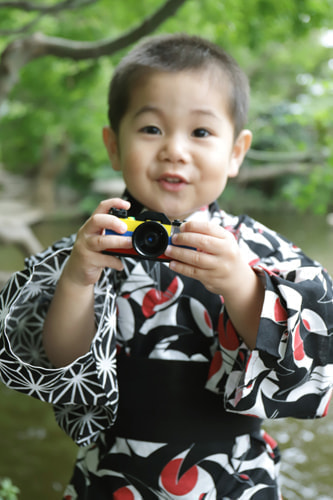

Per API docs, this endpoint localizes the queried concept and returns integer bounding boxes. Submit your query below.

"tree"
[0,0,188,105]
[0,0,333,213]
[0,0,188,211]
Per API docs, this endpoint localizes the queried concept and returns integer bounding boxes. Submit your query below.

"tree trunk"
[35,134,70,212]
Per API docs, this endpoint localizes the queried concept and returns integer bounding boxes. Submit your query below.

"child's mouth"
[158,175,188,191]
[165,177,181,183]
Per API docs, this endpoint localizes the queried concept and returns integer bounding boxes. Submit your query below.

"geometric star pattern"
[0,237,118,445]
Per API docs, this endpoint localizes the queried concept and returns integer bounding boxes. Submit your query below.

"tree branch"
[236,162,312,184]
[0,0,98,13]
[0,0,187,105]
[0,0,99,36]
[0,14,43,36]
[246,148,327,163]
[32,0,188,59]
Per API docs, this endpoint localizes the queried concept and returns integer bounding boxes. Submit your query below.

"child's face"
[103,70,251,220]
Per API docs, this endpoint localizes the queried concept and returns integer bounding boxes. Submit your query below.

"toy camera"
[104,208,194,261]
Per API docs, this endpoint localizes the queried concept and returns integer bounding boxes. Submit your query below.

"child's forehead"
[122,68,234,129]
[128,66,231,101]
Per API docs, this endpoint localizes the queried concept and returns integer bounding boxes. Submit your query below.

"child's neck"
[122,190,219,222]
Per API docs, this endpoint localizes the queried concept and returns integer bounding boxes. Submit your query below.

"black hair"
[107,33,249,138]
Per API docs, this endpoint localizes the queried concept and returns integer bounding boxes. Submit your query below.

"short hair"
[107,33,250,138]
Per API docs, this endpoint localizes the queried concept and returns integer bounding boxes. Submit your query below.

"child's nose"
[159,135,190,163]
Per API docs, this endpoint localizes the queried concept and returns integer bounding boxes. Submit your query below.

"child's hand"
[43,197,133,366]
[164,220,264,349]
[63,198,133,287]
[165,220,246,295]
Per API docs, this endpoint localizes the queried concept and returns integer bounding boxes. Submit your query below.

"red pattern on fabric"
[323,395,332,417]
[218,317,240,350]
[303,319,310,331]
[249,258,260,267]
[161,458,199,495]
[204,310,212,328]
[262,430,278,451]
[293,323,305,361]
[113,487,135,499]
[246,352,252,371]
[142,277,179,318]
[274,297,288,323]
[208,351,223,378]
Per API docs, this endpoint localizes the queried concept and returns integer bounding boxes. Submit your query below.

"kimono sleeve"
[207,216,333,420]
[0,236,119,446]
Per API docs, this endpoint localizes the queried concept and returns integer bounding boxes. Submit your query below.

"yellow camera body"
[104,208,193,261]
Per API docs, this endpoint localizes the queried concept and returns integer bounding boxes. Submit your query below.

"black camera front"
[132,221,169,258]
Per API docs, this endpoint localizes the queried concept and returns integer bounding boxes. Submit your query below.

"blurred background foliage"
[0,0,332,215]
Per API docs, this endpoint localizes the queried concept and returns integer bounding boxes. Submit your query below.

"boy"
[1,33,333,499]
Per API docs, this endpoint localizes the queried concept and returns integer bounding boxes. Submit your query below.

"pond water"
[0,212,333,499]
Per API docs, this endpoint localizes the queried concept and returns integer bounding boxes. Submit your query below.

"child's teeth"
[166,177,180,183]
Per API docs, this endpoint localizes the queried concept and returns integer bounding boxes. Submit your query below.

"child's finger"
[81,212,128,237]
[171,232,233,258]
[92,198,131,216]
[166,244,214,270]
[87,234,132,253]
[168,257,211,282]
[180,220,227,238]
[96,253,127,272]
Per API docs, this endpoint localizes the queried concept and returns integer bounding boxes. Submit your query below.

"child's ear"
[228,129,252,178]
[102,126,121,171]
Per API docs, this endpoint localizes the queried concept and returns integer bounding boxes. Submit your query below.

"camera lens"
[132,221,169,258]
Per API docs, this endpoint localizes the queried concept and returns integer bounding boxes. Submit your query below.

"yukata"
[1,198,333,500]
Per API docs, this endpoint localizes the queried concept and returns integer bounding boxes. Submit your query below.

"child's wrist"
[59,265,96,293]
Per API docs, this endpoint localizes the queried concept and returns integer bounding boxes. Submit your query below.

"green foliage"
[246,28,333,213]
[0,0,333,212]
[0,478,20,500]
[283,162,333,215]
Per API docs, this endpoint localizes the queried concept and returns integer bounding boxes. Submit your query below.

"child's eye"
[140,125,161,135]
[192,128,211,138]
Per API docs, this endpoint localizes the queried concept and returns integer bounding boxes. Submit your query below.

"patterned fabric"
[1,202,333,498]
[63,432,281,499]
[0,237,119,445]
